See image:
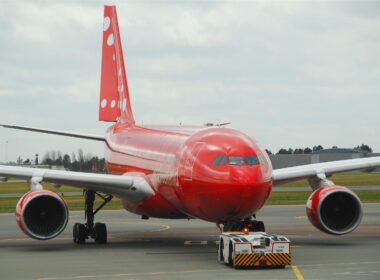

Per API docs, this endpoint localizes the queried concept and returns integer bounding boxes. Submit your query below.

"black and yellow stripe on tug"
[234,253,291,267]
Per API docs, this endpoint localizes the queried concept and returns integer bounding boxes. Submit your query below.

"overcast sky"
[0,0,379,162]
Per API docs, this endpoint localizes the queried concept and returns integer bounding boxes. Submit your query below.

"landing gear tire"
[94,223,107,244]
[256,221,265,232]
[73,223,86,244]
[222,217,266,232]
[72,190,113,244]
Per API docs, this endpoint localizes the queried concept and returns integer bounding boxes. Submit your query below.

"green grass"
[279,172,380,187]
[2,172,379,193]
[267,190,380,205]
[0,182,79,194]
[1,172,379,213]
[1,190,380,213]
[0,196,123,213]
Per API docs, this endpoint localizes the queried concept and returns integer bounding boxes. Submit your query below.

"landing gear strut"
[222,216,265,232]
[73,190,113,244]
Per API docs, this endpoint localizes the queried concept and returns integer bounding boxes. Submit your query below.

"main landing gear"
[73,190,113,244]
[222,216,265,232]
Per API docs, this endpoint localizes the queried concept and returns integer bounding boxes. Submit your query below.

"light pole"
[5,141,8,164]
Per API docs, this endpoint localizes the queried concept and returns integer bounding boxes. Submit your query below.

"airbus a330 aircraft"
[1,5,380,244]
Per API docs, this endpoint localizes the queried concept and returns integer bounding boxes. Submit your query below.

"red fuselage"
[105,122,273,223]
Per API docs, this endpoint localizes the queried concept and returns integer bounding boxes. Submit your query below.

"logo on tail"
[99,5,134,124]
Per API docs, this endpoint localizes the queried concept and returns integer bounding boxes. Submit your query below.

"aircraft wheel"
[73,223,86,244]
[73,223,79,243]
[94,223,107,244]
[256,221,265,232]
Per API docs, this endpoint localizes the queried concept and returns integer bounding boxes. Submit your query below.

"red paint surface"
[106,124,273,222]
[99,6,134,123]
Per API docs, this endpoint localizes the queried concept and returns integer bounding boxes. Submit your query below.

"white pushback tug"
[218,226,291,268]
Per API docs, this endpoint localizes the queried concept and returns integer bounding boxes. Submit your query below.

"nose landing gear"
[73,190,113,244]
[222,216,265,232]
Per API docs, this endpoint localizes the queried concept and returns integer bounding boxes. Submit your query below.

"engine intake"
[16,190,68,240]
[306,185,362,235]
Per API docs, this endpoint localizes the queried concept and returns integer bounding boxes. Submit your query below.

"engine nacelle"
[306,185,362,235]
[16,190,69,240]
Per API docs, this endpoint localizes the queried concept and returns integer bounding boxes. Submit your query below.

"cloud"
[0,0,379,161]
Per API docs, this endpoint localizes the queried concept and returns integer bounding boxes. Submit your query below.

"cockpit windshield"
[228,156,245,165]
[212,155,227,166]
[246,156,260,165]
[212,155,260,166]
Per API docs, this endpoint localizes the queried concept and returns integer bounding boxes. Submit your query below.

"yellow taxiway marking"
[116,221,171,232]
[292,265,305,280]
[150,225,171,232]
[295,216,307,219]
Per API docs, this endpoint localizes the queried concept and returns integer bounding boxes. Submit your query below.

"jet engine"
[16,190,69,240]
[306,185,362,235]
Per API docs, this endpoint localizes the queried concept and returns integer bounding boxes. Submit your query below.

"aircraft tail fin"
[99,5,135,124]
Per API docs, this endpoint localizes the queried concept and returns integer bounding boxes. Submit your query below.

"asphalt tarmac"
[0,204,379,280]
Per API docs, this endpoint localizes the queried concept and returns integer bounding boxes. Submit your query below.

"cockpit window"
[246,156,260,165]
[212,155,260,166]
[212,155,222,166]
[228,156,245,165]
[220,155,227,165]
[212,155,227,166]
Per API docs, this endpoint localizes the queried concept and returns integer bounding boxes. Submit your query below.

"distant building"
[312,148,369,155]
[270,149,379,170]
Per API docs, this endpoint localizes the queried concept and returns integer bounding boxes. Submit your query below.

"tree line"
[16,149,106,173]
[266,144,373,155]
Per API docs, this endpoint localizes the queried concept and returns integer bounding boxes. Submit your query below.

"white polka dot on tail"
[103,17,111,31]
[110,100,116,108]
[101,99,107,108]
[107,34,114,46]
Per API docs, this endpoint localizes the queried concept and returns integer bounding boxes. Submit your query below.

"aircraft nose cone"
[186,165,272,222]
[229,166,262,197]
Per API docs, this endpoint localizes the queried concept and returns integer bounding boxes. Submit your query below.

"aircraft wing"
[0,165,154,201]
[0,124,105,141]
[272,156,380,185]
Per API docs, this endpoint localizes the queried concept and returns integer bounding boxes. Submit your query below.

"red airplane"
[1,5,380,244]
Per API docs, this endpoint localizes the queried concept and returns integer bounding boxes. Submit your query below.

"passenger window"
[228,156,245,165]
[246,156,259,165]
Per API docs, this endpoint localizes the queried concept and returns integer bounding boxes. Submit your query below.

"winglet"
[99,5,135,124]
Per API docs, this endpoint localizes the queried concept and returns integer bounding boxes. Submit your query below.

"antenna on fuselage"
[204,122,231,127]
